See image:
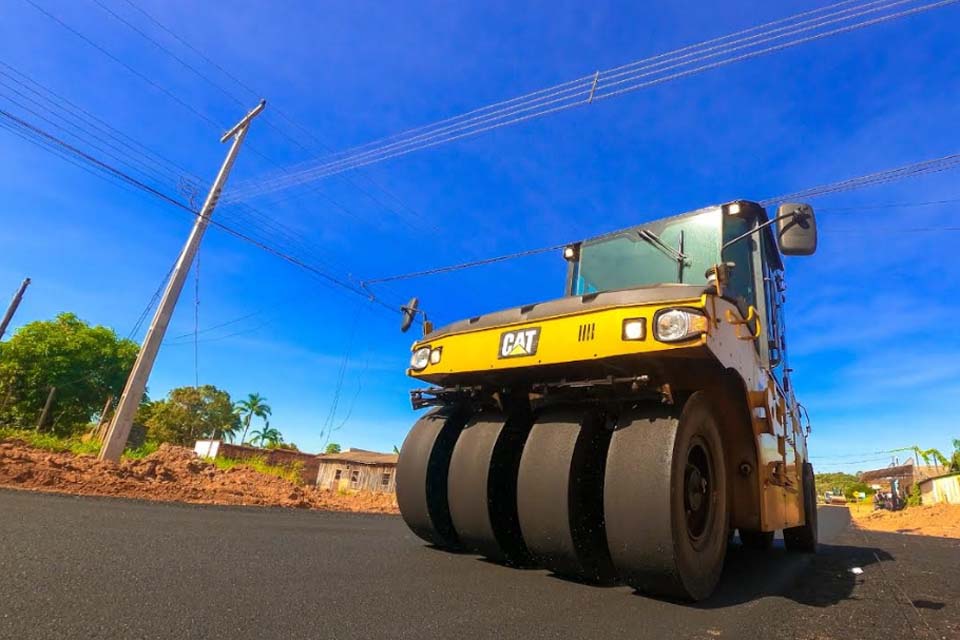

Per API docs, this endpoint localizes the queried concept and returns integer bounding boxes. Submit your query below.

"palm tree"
[235,393,271,445]
[250,426,282,448]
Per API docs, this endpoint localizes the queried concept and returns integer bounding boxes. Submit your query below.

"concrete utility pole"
[0,278,31,340]
[99,101,266,462]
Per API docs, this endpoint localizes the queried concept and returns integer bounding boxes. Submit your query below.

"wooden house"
[315,448,399,493]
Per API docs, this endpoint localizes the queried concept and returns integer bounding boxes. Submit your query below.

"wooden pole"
[94,395,114,443]
[36,385,56,431]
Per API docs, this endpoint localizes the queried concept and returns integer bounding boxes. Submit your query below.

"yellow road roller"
[396,200,818,601]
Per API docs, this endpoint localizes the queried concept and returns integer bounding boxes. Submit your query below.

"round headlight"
[655,309,690,342]
[410,347,431,370]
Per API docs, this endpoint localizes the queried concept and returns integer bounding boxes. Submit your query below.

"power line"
[96,0,438,235]
[225,0,958,202]
[360,153,960,286]
[0,59,402,314]
[0,106,401,314]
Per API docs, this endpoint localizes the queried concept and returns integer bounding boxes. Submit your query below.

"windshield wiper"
[637,228,689,282]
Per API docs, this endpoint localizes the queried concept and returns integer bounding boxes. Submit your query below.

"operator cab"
[561,199,817,382]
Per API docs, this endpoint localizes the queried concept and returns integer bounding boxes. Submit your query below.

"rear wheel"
[447,411,533,564]
[516,408,615,583]
[604,392,729,601]
[396,407,470,549]
[784,462,818,553]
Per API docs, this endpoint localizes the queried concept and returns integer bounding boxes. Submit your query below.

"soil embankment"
[0,440,399,514]
[849,502,960,538]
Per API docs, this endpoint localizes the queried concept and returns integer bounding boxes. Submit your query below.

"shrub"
[907,483,922,507]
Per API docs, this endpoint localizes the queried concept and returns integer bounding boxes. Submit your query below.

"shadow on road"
[692,541,895,609]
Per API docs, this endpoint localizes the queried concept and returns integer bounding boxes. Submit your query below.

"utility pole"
[99,101,265,462]
[0,278,31,340]
[93,395,113,443]
[36,386,56,431]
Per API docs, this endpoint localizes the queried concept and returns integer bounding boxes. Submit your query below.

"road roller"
[395,200,819,601]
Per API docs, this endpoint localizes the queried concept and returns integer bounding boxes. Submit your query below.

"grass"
[0,426,101,456]
[0,426,161,459]
[211,455,304,485]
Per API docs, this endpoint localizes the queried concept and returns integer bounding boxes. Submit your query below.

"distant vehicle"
[396,200,820,601]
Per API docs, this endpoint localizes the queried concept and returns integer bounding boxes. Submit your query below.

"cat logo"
[498,327,541,359]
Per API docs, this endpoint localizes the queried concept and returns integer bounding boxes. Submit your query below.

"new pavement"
[1,489,957,639]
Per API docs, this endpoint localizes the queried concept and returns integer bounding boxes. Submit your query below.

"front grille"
[578,323,596,342]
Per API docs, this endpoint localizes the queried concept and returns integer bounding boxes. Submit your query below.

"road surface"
[1,489,957,639]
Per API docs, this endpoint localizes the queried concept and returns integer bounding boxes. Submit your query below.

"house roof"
[316,448,398,466]
[859,463,916,482]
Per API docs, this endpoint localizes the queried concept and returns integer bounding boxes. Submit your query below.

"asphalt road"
[1,490,958,640]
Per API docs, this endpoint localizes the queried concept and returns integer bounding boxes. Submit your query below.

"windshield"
[573,208,721,295]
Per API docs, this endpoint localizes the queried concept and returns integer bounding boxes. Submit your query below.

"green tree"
[235,393,271,445]
[250,425,282,448]
[0,313,139,435]
[145,385,239,446]
[325,442,341,454]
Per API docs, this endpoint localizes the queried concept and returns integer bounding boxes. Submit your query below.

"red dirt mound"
[0,440,398,514]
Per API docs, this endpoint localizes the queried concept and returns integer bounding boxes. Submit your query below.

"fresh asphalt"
[1,489,957,639]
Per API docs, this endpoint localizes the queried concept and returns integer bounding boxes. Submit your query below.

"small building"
[919,473,960,505]
[315,448,398,493]
[858,461,939,496]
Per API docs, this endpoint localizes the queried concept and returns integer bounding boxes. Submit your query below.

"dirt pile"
[850,502,960,538]
[0,440,398,514]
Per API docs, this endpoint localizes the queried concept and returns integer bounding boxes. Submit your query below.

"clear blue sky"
[1,1,958,473]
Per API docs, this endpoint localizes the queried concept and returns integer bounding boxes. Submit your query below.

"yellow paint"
[408,298,706,378]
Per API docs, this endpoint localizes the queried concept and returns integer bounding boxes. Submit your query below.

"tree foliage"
[325,442,341,454]
[145,385,239,446]
[0,313,138,435]
[250,425,282,448]
[815,472,875,500]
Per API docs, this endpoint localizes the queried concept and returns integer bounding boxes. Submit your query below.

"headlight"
[410,347,431,370]
[429,347,442,364]
[654,308,708,342]
[621,318,646,341]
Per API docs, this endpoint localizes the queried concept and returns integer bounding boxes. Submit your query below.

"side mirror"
[776,203,817,256]
[400,297,419,333]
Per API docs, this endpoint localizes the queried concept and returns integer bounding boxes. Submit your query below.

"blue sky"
[0,1,958,472]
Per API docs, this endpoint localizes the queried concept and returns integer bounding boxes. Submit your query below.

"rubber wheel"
[604,392,729,601]
[739,529,775,551]
[516,408,615,583]
[396,407,470,549]
[784,462,818,553]
[448,411,533,564]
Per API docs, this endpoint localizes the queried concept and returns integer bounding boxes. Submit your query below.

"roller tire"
[784,462,818,553]
[516,408,615,583]
[604,392,729,601]
[448,411,533,564]
[396,407,470,549]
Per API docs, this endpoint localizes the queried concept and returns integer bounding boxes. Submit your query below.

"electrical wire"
[93,0,437,235]
[362,153,960,285]
[0,106,402,314]
[0,60,403,315]
[225,0,958,202]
